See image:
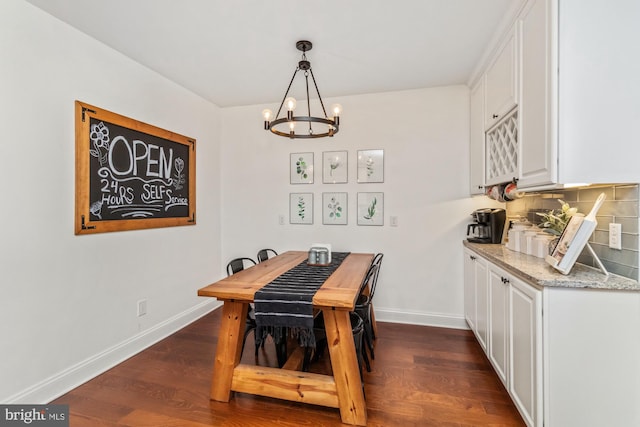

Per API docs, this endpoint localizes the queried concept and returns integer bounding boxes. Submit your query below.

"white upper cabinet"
[518,0,557,188]
[523,0,639,188]
[556,0,640,184]
[484,29,518,130]
[469,80,486,195]
[474,0,640,189]
[485,108,518,186]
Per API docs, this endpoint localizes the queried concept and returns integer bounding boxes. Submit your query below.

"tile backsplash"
[506,184,639,280]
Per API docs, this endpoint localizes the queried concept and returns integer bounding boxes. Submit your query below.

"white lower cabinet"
[464,246,640,426]
[509,274,542,427]
[466,251,542,427]
[488,263,542,427]
[488,265,509,386]
[463,249,488,351]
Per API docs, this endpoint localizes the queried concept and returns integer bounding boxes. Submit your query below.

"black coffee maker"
[467,208,506,244]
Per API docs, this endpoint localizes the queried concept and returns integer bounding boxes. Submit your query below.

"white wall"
[221,86,498,328]
[0,0,222,402]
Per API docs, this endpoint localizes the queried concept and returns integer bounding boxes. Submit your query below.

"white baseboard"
[6,299,221,404]
[7,302,465,404]
[375,307,470,330]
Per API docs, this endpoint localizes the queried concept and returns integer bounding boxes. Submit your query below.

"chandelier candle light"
[262,40,341,139]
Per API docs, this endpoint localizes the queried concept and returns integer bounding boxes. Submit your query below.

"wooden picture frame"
[75,101,196,234]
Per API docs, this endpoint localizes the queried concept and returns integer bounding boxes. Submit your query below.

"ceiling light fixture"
[262,40,341,139]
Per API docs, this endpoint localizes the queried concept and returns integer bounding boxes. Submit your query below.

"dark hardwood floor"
[51,308,525,426]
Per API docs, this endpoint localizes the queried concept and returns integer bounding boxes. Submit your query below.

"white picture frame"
[290,152,314,184]
[322,192,348,225]
[357,149,384,183]
[289,193,313,224]
[322,150,348,184]
[357,192,384,226]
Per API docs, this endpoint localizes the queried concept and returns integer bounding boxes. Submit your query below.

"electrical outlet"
[609,223,622,250]
[137,299,147,317]
[390,216,398,227]
[278,214,285,225]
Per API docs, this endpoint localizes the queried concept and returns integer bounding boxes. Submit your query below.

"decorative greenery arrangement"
[536,200,578,235]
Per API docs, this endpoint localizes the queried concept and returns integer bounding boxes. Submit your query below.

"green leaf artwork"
[296,157,308,180]
[297,196,306,220]
[364,197,377,220]
[329,158,340,176]
[366,157,375,176]
[327,197,342,219]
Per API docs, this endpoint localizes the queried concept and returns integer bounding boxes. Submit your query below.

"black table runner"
[254,252,350,348]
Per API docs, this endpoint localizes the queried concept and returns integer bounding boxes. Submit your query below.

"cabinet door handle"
[501,277,510,284]
[470,255,476,261]
[492,114,499,119]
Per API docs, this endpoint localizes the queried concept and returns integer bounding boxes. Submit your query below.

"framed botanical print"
[357,192,384,226]
[322,192,347,225]
[289,193,313,224]
[322,150,348,183]
[290,152,314,184]
[357,149,384,183]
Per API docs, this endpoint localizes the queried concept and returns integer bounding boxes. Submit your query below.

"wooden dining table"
[197,251,374,426]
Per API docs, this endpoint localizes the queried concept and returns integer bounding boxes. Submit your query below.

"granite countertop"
[463,241,640,291]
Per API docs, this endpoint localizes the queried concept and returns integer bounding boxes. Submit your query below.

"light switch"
[609,223,622,250]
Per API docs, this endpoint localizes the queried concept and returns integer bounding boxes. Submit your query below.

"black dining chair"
[355,253,383,371]
[225,257,261,359]
[303,311,367,386]
[256,248,278,263]
[304,258,380,374]
[226,257,257,276]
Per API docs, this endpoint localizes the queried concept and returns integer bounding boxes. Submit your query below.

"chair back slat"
[226,257,257,276]
[369,253,384,299]
[257,248,278,263]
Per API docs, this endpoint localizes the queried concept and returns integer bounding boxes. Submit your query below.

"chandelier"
[262,40,341,139]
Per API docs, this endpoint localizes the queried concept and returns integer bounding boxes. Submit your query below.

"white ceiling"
[25,0,522,108]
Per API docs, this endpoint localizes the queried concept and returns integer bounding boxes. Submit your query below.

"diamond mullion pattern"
[486,109,518,183]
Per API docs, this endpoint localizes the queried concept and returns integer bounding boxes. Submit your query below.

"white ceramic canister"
[523,231,540,255]
[510,223,532,253]
[534,234,555,258]
[506,229,517,251]
[512,229,524,252]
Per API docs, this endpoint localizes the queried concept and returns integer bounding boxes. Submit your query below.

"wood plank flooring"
[51,308,525,426]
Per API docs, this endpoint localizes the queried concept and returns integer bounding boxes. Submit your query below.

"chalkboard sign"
[75,101,196,234]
